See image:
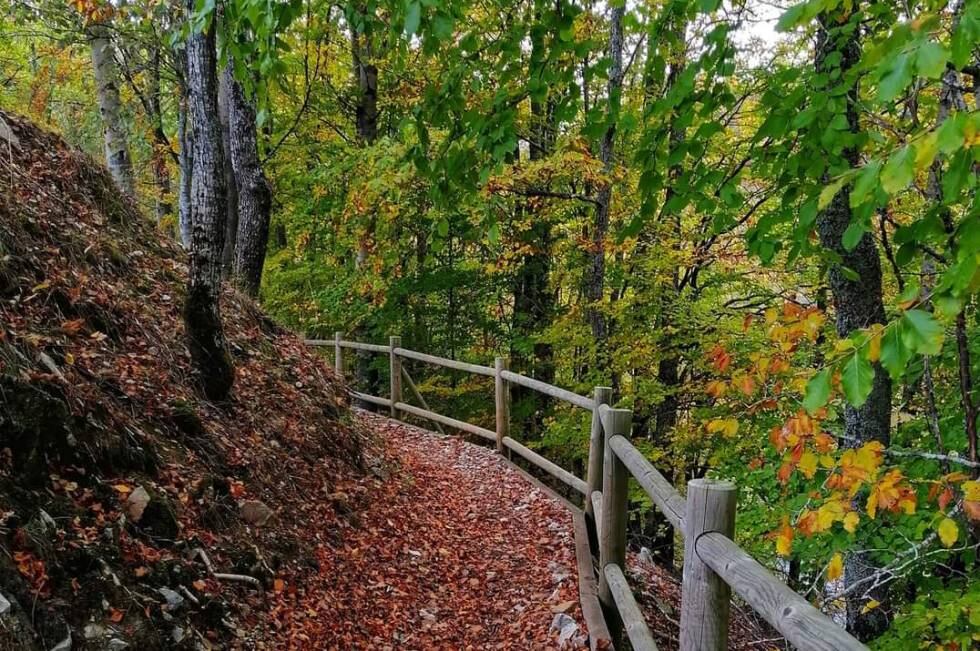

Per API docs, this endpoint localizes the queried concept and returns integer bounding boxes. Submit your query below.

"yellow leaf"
[827,553,843,581]
[798,451,818,479]
[113,484,132,494]
[861,599,880,614]
[937,517,958,548]
[774,517,793,557]
[843,511,860,533]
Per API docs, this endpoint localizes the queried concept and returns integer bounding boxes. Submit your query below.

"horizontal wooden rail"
[696,532,868,651]
[608,434,686,530]
[395,401,496,441]
[340,340,391,353]
[500,370,594,410]
[393,347,495,377]
[350,391,391,408]
[502,436,588,495]
[604,564,658,651]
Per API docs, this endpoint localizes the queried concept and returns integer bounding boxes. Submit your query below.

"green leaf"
[901,309,944,355]
[915,41,947,79]
[436,218,449,237]
[849,160,881,208]
[803,368,832,414]
[776,2,807,32]
[878,53,913,102]
[880,323,911,380]
[404,1,421,35]
[880,145,914,195]
[841,352,875,408]
[842,222,866,252]
[819,175,848,210]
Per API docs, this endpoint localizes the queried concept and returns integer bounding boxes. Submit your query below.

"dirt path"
[261,411,586,650]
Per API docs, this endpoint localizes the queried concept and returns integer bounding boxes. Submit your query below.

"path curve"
[266,410,587,650]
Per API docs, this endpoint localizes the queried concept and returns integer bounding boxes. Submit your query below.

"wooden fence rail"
[307,335,869,651]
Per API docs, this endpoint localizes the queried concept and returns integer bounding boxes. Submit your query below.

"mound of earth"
[0,110,368,649]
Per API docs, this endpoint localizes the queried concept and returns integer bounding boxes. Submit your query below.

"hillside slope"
[0,111,366,649]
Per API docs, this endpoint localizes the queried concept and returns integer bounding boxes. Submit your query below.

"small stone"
[0,592,10,615]
[638,546,654,564]
[157,587,184,611]
[83,623,107,639]
[107,639,129,650]
[240,500,273,526]
[126,487,151,522]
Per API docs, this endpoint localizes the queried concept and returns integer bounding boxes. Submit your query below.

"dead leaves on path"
[260,412,587,650]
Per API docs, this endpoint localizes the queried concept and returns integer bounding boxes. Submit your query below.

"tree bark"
[88,22,134,196]
[815,10,891,639]
[176,46,193,248]
[586,4,624,384]
[218,67,240,277]
[225,68,273,297]
[183,8,234,400]
[146,47,172,223]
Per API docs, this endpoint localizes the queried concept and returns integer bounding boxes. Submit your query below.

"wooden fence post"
[585,386,613,522]
[334,331,344,375]
[389,336,402,419]
[679,478,737,651]
[494,357,509,453]
[597,407,632,645]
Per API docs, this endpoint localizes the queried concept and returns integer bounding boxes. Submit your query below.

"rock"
[126,487,151,522]
[0,592,10,615]
[240,500,273,526]
[157,587,184,612]
[84,623,107,639]
[550,613,580,647]
[638,546,654,564]
[107,639,129,650]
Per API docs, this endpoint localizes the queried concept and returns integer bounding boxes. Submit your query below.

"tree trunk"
[88,22,134,196]
[586,4,624,384]
[225,68,273,297]
[176,47,193,248]
[183,9,234,401]
[218,67,240,277]
[815,11,891,639]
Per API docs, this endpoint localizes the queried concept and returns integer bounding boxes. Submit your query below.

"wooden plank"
[586,386,613,523]
[679,479,736,651]
[696,532,869,651]
[334,331,343,373]
[394,402,495,440]
[590,491,603,541]
[338,340,390,353]
[598,408,632,646]
[500,370,595,410]
[400,367,445,435]
[573,510,614,651]
[304,339,333,346]
[608,435,685,530]
[393,347,495,376]
[350,391,391,408]
[603,564,658,651]
[389,336,402,419]
[495,357,510,454]
[502,436,587,495]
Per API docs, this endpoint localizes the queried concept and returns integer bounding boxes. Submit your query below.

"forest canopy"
[1,0,978,646]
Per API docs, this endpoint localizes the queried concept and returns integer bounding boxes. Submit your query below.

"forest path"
[268,410,586,649]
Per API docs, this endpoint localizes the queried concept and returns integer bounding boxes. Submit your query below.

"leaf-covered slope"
[0,110,363,649]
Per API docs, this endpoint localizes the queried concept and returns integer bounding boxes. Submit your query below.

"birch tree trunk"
[225,68,273,297]
[88,22,134,196]
[586,4,624,383]
[183,9,234,400]
[815,9,891,639]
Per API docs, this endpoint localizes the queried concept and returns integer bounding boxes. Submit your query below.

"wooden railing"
[307,334,869,651]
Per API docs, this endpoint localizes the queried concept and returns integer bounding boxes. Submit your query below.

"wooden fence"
[307,334,869,651]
